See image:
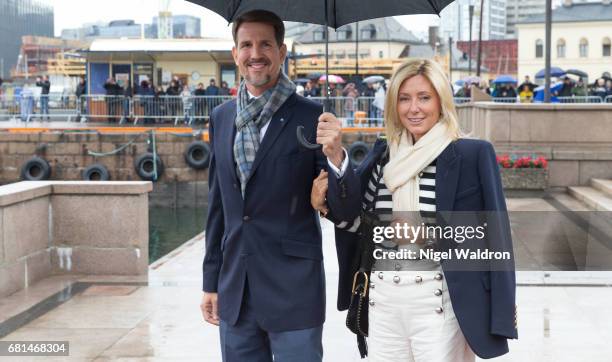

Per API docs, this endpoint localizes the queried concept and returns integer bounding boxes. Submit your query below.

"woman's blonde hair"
[384,58,462,145]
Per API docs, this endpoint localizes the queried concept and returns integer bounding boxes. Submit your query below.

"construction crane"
[158,0,174,39]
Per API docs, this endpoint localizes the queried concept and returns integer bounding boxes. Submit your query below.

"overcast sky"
[42,0,440,40]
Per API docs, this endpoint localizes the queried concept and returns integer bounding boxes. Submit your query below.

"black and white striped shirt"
[336,158,438,234]
[335,156,440,270]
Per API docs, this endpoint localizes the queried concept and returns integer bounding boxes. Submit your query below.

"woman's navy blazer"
[327,137,518,359]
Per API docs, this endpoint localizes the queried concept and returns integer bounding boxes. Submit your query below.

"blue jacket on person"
[202,93,361,332]
[328,137,518,359]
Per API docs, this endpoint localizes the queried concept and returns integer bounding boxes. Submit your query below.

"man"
[36,75,51,121]
[103,77,122,123]
[75,77,87,122]
[205,78,220,96]
[193,83,206,122]
[204,79,220,117]
[518,75,536,92]
[219,81,231,96]
[200,10,359,362]
[555,76,573,97]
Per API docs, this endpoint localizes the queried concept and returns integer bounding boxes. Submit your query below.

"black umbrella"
[565,69,588,79]
[187,0,455,149]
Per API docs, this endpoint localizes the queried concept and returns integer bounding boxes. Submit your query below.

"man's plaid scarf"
[233,72,296,197]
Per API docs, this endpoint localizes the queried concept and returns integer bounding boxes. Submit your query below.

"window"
[579,38,588,58]
[361,24,376,40]
[603,37,611,57]
[557,39,566,58]
[313,27,325,41]
[337,26,352,41]
[379,50,384,58]
[535,39,543,58]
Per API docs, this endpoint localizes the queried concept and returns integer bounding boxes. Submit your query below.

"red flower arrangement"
[496,155,548,169]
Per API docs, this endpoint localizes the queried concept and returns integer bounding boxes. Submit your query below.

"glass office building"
[0,0,54,79]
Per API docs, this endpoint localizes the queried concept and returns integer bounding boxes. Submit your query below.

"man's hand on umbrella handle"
[317,112,344,168]
[311,170,329,216]
[201,292,219,326]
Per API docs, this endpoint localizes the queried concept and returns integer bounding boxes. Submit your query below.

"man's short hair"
[232,10,285,47]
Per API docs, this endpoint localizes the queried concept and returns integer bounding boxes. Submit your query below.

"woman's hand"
[311,170,329,216]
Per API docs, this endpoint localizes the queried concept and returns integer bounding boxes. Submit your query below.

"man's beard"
[245,73,272,87]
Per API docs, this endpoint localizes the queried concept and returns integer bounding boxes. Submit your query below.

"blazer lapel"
[246,95,296,183]
[435,141,461,213]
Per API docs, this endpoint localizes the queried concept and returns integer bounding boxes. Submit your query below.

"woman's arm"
[478,141,518,339]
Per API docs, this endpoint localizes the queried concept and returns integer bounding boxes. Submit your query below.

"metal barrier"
[0,94,20,120]
[80,95,130,123]
[354,96,384,127]
[557,96,603,103]
[130,95,233,125]
[0,93,79,122]
[492,97,518,103]
[454,97,471,104]
[4,93,612,125]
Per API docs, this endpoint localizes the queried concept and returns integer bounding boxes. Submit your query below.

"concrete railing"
[0,181,152,298]
[456,102,612,188]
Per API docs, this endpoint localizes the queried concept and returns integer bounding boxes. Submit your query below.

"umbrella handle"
[296,125,322,151]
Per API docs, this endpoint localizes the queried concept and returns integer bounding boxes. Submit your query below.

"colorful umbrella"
[319,74,345,84]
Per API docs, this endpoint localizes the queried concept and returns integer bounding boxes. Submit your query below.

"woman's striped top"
[335,158,438,234]
[335,155,441,270]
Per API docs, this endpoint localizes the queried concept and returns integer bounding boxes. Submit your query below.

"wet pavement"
[1,197,612,361]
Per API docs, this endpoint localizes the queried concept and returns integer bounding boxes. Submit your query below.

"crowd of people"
[298,79,387,126]
[99,76,236,124]
[454,73,612,103]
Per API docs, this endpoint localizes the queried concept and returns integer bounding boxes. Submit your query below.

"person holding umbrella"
[518,75,536,92]
[312,58,517,361]
[200,10,359,362]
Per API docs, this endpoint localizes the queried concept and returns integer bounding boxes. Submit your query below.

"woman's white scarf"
[383,122,453,212]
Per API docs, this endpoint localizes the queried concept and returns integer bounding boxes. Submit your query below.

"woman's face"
[397,75,441,143]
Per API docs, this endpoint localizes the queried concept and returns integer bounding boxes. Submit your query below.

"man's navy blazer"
[329,138,518,359]
[202,93,360,332]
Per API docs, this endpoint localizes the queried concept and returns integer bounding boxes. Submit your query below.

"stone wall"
[457,102,612,188]
[0,181,151,299]
[0,132,209,184]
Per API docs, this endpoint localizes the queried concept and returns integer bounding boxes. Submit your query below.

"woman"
[519,84,533,103]
[313,58,517,361]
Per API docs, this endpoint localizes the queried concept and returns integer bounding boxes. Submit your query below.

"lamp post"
[476,0,484,77]
[468,5,474,75]
[544,0,552,102]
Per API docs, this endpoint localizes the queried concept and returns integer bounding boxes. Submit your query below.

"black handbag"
[345,152,387,358]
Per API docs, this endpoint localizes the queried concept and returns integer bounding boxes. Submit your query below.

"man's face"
[232,22,286,93]
[210,80,215,86]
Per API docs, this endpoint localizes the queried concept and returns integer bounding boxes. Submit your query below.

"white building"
[506,0,546,38]
[516,1,612,81]
[440,0,507,42]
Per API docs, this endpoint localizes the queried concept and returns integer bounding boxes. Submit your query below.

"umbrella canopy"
[186,0,454,29]
[362,75,385,84]
[492,75,517,84]
[565,69,588,78]
[186,0,456,149]
[306,72,322,80]
[535,67,565,79]
[462,76,481,84]
[319,74,345,84]
[293,78,311,84]
[533,82,563,102]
